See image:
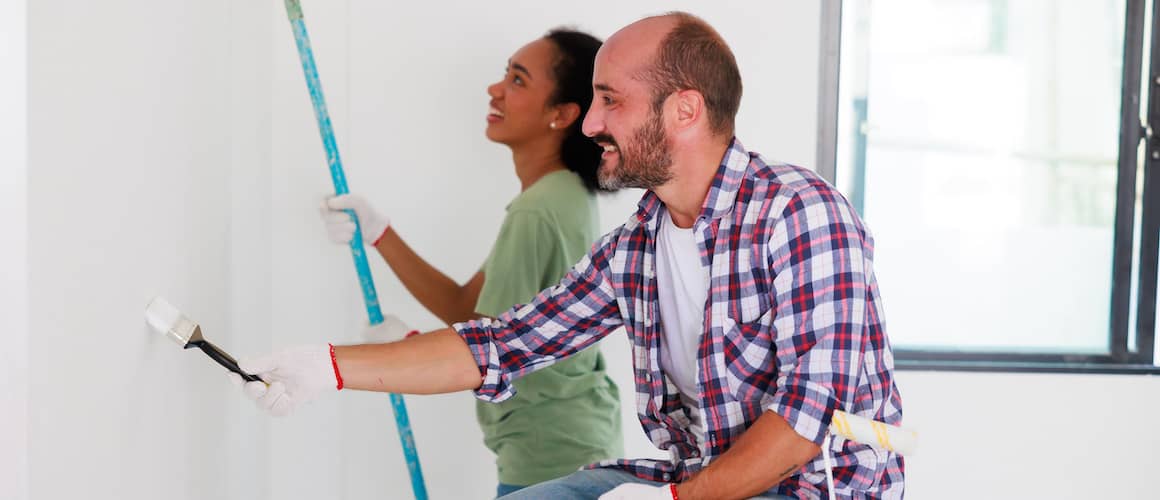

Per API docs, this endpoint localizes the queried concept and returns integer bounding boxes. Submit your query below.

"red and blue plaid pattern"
[455,139,904,499]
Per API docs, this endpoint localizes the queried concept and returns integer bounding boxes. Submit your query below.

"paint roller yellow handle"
[828,410,918,455]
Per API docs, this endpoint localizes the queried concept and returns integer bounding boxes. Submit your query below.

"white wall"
[225,1,276,499]
[898,372,1160,499]
[25,0,269,499]
[19,1,1160,499]
[1,1,29,499]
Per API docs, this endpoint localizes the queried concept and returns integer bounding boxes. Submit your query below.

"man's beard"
[595,109,673,190]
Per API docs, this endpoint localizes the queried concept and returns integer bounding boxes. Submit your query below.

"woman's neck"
[511,141,566,192]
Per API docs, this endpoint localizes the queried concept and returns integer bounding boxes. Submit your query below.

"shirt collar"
[633,137,751,230]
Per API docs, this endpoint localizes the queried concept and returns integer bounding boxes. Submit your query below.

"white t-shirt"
[655,208,710,442]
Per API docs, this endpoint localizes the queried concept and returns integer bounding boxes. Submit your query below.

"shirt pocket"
[718,309,778,420]
[714,242,777,417]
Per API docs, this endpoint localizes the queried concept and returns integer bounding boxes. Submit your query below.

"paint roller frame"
[821,411,917,500]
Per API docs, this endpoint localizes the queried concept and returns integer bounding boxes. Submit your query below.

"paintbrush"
[145,296,262,382]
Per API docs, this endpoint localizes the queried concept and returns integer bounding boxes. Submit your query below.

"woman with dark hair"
[318,29,623,497]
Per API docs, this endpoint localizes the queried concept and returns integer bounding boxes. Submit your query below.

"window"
[821,0,1160,372]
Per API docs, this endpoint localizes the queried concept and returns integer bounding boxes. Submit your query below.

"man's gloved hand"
[319,193,391,246]
[227,343,342,417]
[598,483,678,500]
[363,314,421,343]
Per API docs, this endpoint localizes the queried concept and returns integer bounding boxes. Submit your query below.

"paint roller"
[145,296,262,383]
[828,410,917,455]
[280,1,428,498]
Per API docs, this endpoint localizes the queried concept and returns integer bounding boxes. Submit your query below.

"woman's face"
[485,38,562,146]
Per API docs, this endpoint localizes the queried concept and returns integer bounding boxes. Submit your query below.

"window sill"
[896,359,1160,375]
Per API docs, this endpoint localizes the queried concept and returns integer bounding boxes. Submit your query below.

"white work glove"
[598,483,677,500]
[319,193,391,246]
[227,343,341,417]
[363,314,420,343]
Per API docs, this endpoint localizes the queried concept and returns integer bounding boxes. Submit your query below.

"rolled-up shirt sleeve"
[765,189,872,445]
[453,231,623,402]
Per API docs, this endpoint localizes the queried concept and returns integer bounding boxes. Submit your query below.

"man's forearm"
[335,328,483,394]
[677,410,822,500]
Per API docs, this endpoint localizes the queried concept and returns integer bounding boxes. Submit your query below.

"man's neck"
[653,138,731,229]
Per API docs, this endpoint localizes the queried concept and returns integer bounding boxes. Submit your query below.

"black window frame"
[817,0,1160,374]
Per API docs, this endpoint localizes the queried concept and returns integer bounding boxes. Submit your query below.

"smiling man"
[233,12,904,500]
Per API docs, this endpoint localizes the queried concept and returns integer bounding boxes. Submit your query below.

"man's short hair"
[638,12,743,136]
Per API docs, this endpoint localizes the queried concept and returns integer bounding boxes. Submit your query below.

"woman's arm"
[374,227,485,324]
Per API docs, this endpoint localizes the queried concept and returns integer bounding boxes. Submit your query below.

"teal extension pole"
[281,1,428,498]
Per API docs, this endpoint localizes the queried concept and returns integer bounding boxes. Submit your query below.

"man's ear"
[672,89,705,130]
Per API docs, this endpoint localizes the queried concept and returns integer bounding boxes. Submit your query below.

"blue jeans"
[496,483,525,498]
[496,468,793,500]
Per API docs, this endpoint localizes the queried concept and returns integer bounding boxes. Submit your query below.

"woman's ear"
[551,102,582,130]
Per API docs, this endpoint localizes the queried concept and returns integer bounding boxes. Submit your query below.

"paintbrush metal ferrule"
[146,296,199,346]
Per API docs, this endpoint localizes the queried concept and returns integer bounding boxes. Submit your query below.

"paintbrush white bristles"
[145,296,198,346]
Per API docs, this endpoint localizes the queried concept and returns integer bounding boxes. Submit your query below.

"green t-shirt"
[474,170,624,486]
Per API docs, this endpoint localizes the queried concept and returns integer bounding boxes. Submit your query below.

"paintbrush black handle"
[189,340,263,382]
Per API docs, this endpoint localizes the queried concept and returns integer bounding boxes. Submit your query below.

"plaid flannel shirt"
[455,138,904,499]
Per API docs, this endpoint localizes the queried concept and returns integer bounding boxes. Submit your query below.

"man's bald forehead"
[593,14,677,88]
[617,14,679,40]
[600,12,729,74]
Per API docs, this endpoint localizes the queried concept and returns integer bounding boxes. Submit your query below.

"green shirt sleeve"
[475,210,559,317]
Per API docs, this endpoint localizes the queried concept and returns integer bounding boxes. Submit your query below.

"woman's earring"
[549,122,557,129]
